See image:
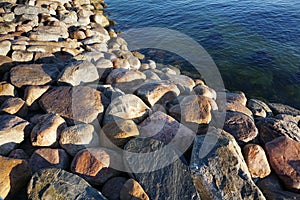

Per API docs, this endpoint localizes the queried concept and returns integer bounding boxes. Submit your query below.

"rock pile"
[0,0,300,199]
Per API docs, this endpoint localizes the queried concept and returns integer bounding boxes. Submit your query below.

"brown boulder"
[120,179,149,200]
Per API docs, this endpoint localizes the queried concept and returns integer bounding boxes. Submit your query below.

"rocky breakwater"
[0,0,300,200]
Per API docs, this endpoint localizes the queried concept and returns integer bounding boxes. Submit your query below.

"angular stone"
[104,94,150,125]
[139,111,195,153]
[40,86,104,123]
[190,128,265,199]
[0,97,27,117]
[120,179,149,200]
[8,149,29,160]
[59,124,100,156]
[247,99,273,118]
[24,85,50,106]
[102,177,127,200]
[27,168,107,200]
[0,56,13,74]
[10,64,59,88]
[0,156,31,200]
[102,119,139,148]
[256,118,300,144]
[257,173,300,200]
[268,103,300,116]
[124,138,200,200]
[0,82,15,97]
[134,80,180,107]
[31,114,66,147]
[71,148,121,186]
[29,148,70,173]
[0,115,29,156]
[265,136,300,192]
[0,22,16,34]
[0,40,11,56]
[223,111,258,144]
[11,50,34,62]
[243,144,271,178]
[193,84,217,100]
[29,23,69,41]
[58,60,99,86]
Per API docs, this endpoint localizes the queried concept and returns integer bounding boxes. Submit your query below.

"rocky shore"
[0,0,300,199]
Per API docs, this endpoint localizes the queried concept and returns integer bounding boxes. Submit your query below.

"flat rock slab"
[256,118,300,144]
[124,137,200,200]
[39,86,103,124]
[10,64,59,88]
[0,114,29,155]
[265,136,300,192]
[190,128,265,200]
[27,168,107,200]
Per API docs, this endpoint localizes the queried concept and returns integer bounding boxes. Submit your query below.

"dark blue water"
[106,0,300,108]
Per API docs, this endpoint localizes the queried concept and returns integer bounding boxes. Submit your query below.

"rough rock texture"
[39,86,103,123]
[24,85,50,107]
[193,84,217,100]
[102,177,127,200]
[27,168,107,200]
[190,128,265,200]
[29,148,70,173]
[0,82,15,97]
[103,94,150,125]
[59,124,100,156]
[243,144,271,178]
[0,156,31,200]
[30,114,66,147]
[223,111,258,144]
[138,111,195,153]
[0,97,27,117]
[265,136,300,192]
[247,99,273,118]
[268,103,300,116]
[256,118,300,144]
[0,115,29,155]
[120,178,150,200]
[124,138,200,200]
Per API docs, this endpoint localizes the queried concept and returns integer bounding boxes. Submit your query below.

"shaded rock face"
[223,111,258,145]
[124,138,200,200]
[27,168,107,200]
[39,86,103,123]
[256,118,300,144]
[0,156,31,200]
[267,103,300,116]
[265,136,300,192]
[102,177,128,200]
[0,114,29,155]
[120,178,150,200]
[190,128,265,200]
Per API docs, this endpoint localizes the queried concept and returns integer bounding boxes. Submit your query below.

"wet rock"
[0,156,31,200]
[0,97,27,117]
[27,168,107,200]
[24,85,50,107]
[102,177,127,200]
[265,136,300,192]
[134,80,180,107]
[268,103,300,116]
[193,84,217,100]
[243,144,271,178]
[257,173,300,200]
[29,148,70,173]
[120,178,149,200]
[223,111,258,144]
[10,64,59,88]
[39,86,104,123]
[102,119,139,148]
[190,128,265,199]
[103,94,150,125]
[11,50,34,62]
[0,115,29,156]
[30,114,66,147]
[256,118,300,144]
[247,99,273,118]
[58,60,99,86]
[0,40,11,56]
[59,124,100,156]
[124,137,200,200]
[139,111,195,153]
[71,148,121,186]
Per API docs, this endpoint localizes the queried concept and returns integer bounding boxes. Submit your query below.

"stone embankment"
[1,0,300,199]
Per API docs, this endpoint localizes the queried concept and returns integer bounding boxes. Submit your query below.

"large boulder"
[190,128,265,199]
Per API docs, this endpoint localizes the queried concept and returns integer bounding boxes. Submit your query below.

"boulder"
[27,168,107,200]
[0,156,31,200]
[102,177,127,200]
[247,99,272,118]
[11,50,34,62]
[24,85,50,107]
[268,103,300,116]
[29,148,70,173]
[193,84,217,100]
[0,97,27,117]
[0,82,15,97]
[39,86,104,123]
[190,128,265,199]
[0,115,29,156]
[265,136,300,192]
[120,178,149,200]
[0,40,11,56]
